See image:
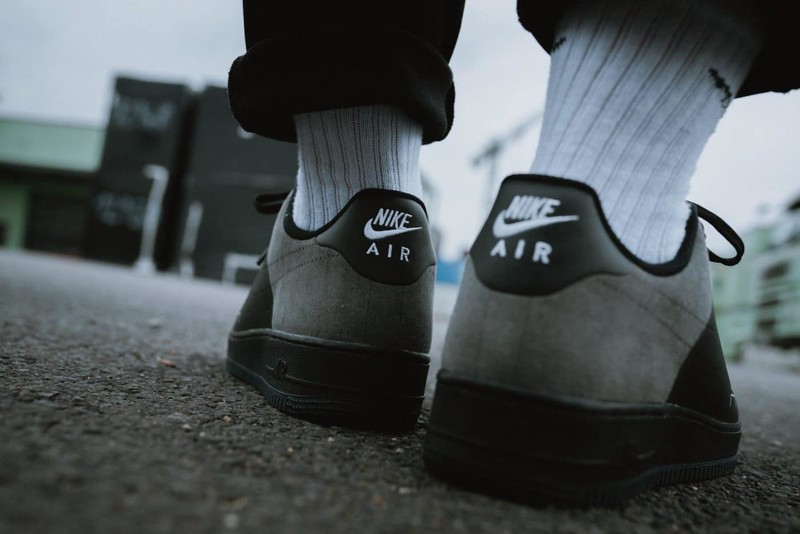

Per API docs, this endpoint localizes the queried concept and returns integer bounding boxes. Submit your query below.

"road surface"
[1,251,798,533]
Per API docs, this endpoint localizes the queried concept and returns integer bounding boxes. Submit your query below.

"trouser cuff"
[228,26,455,144]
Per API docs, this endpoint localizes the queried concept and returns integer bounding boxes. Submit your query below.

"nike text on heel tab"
[364,207,422,240]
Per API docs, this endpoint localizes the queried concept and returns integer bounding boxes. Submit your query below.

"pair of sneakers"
[226,174,744,506]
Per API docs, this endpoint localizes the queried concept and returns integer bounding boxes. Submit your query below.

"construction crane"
[472,111,543,212]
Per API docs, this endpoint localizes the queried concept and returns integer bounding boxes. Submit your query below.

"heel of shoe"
[424,372,740,506]
[227,329,429,432]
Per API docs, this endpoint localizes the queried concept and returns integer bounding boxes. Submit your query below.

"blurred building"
[713,198,800,359]
[0,75,298,283]
[175,85,296,282]
[83,77,197,272]
[0,74,442,284]
[0,117,103,255]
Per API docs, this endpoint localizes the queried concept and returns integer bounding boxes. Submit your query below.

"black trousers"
[228,0,800,145]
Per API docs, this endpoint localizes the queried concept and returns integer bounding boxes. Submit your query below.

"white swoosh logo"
[364,220,422,240]
[492,211,579,238]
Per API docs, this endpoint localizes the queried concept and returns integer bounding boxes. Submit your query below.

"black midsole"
[227,328,429,401]
[425,371,741,491]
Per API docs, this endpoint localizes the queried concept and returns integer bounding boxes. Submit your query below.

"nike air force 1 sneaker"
[227,189,436,431]
[424,174,744,505]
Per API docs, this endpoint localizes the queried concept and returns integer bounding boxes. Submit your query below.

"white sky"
[2,0,799,258]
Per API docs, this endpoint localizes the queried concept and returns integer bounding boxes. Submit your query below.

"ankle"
[292,105,423,231]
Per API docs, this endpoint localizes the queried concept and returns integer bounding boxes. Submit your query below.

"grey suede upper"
[234,194,435,354]
[442,226,714,403]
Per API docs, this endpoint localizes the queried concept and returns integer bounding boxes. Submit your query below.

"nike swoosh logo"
[364,220,422,240]
[492,211,579,238]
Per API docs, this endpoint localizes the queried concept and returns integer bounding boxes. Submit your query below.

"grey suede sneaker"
[227,189,436,431]
[424,174,744,505]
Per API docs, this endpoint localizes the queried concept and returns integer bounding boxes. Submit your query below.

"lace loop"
[252,192,290,266]
[690,202,745,266]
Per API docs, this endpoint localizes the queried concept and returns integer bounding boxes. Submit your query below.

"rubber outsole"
[227,329,430,432]
[424,372,741,506]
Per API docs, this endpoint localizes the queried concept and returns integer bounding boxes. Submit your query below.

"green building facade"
[713,204,800,359]
[0,117,104,254]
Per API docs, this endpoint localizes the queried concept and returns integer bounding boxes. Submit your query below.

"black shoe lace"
[690,202,745,266]
[253,192,290,215]
[251,192,291,266]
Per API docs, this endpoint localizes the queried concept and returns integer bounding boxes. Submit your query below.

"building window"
[762,262,789,281]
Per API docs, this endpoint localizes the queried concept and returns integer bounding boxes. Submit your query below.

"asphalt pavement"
[1,251,798,533]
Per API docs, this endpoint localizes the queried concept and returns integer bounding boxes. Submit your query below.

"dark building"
[175,86,295,283]
[1,75,298,283]
[1,74,446,283]
[83,77,196,271]
[0,117,103,255]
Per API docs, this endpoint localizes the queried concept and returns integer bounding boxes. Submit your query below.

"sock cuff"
[292,105,424,231]
[529,0,762,263]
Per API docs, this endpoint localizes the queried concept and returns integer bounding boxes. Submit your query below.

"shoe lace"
[252,192,290,266]
[690,202,744,266]
[253,192,290,215]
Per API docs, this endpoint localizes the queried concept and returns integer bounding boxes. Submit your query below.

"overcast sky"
[2,1,799,257]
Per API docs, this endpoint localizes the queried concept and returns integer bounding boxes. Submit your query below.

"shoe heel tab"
[503,174,700,272]
[504,174,701,273]
[471,175,700,295]
[280,188,437,285]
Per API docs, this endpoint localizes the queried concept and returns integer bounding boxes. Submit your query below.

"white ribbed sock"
[292,105,423,231]
[531,0,762,263]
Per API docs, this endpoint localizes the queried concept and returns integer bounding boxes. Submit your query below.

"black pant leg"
[229,0,465,144]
